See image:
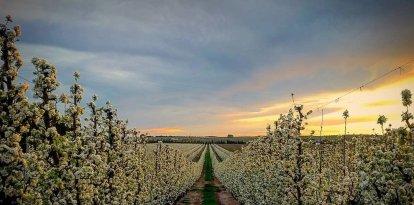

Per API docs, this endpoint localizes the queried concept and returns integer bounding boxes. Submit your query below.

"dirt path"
[175,145,239,205]
[212,178,239,205]
[175,164,205,205]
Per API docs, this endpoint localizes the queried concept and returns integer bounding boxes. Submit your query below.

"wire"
[309,59,414,112]
[17,73,32,84]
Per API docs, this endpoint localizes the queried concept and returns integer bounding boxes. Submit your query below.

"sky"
[1,0,414,136]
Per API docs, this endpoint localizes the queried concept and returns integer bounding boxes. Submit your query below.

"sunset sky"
[1,0,414,136]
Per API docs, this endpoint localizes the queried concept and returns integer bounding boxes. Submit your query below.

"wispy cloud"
[2,0,414,136]
[364,100,399,107]
[141,127,185,135]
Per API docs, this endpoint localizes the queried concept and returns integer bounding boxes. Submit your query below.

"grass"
[203,183,218,205]
[202,145,218,205]
[204,145,213,181]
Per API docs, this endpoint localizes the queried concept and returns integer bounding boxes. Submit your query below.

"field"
[146,143,201,154]
[146,136,255,144]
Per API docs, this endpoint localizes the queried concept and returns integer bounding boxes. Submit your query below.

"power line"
[304,59,414,137]
[309,59,414,112]
[17,73,32,84]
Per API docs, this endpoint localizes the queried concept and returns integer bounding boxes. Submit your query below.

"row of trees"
[212,90,414,204]
[0,16,204,204]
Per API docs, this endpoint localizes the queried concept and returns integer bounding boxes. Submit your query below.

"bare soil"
[175,165,206,205]
[176,148,240,205]
[212,178,240,205]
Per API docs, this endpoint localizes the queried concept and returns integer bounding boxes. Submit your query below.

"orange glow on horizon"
[218,67,414,136]
[141,127,185,135]
[139,66,414,137]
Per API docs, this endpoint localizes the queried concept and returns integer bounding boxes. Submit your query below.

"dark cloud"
[2,0,414,134]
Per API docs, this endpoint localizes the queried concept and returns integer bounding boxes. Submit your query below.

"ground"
[175,146,239,205]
